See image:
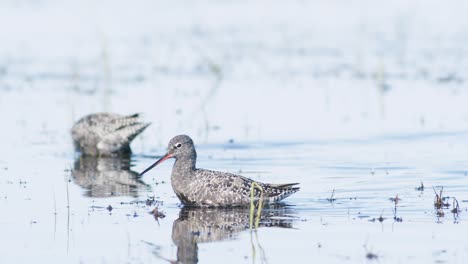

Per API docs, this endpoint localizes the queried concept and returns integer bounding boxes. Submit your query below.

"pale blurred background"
[1,0,467,151]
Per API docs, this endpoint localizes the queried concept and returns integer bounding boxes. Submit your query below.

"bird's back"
[71,113,150,156]
[172,168,299,207]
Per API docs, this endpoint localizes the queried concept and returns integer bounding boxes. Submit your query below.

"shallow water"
[1,134,467,263]
[1,0,468,263]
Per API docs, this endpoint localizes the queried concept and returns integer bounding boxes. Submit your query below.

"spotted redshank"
[71,113,150,157]
[140,135,300,207]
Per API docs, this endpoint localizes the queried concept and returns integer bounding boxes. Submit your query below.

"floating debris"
[369,216,386,223]
[436,210,445,218]
[451,198,461,214]
[146,196,155,206]
[326,189,336,203]
[433,187,449,209]
[389,195,401,203]
[366,251,379,260]
[150,207,166,221]
[364,245,379,261]
[377,215,385,222]
[415,182,424,191]
[391,194,403,222]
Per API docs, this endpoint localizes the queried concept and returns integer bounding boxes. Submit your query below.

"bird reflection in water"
[150,205,297,264]
[72,155,150,197]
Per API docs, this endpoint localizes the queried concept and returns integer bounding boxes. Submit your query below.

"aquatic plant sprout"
[249,182,264,230]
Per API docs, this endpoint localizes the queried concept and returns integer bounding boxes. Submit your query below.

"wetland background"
[1,0,468,263]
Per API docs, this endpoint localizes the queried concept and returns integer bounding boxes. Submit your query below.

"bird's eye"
[176,143,182,148]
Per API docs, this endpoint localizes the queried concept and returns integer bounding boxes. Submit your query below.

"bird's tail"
[269,183,300,189]
[263,183,300,203]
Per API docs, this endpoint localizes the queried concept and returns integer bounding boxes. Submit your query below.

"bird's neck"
[172,151,197,176]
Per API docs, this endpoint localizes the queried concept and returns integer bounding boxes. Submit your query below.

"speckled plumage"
[140,135,300,207]
[71,113,150,157]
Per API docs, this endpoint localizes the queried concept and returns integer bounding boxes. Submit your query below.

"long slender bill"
[139,153,173,176]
